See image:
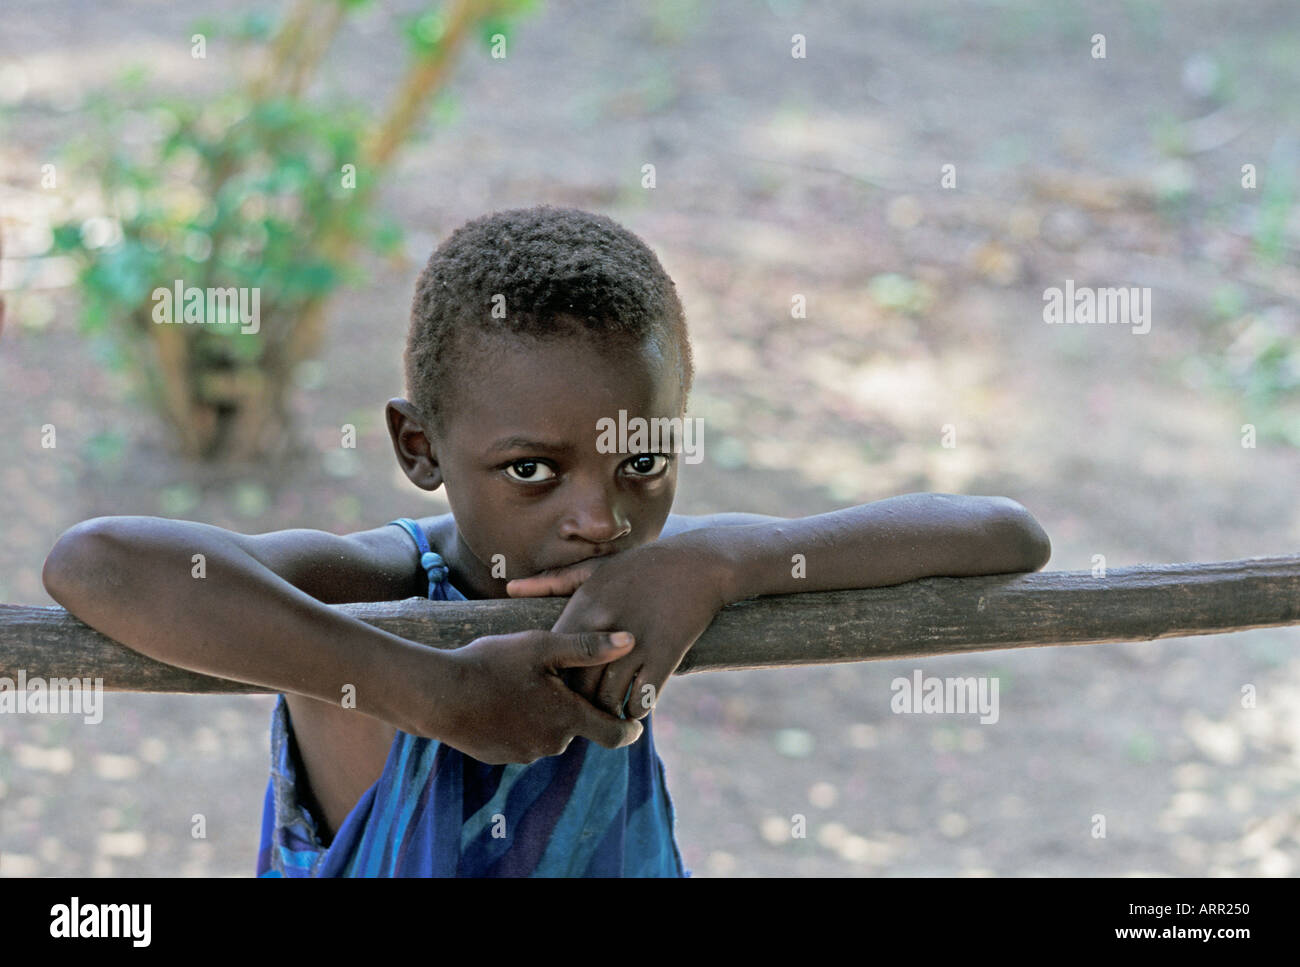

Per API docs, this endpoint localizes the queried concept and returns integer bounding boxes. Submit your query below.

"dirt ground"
[2,0,1299,876]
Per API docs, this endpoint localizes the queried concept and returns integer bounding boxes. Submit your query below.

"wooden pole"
[1,555,1297,694]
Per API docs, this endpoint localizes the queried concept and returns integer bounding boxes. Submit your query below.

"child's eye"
[504,459,557,483]
[624,453,671,477]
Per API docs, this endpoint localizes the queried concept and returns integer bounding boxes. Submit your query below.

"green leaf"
[116,65,151,91]
[480,18,511,48]
[372,217,405,255]
[190,17,221,39]
[404,10,446,57]
[431,91,459,127]
[81,300,107,334]
[235,10,275,42]
[85,429,128,467]
[51,223,84,254]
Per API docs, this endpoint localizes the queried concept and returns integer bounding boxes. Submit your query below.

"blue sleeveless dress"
[256,518,688,877]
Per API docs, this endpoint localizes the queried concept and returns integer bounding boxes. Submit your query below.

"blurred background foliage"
[36,0,539,461]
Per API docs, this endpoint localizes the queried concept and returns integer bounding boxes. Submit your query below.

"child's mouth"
[536,549,616,573]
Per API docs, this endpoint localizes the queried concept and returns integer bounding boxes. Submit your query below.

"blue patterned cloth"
[256,518,688,877]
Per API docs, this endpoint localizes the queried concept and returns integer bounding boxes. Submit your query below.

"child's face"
[390,327,685,597]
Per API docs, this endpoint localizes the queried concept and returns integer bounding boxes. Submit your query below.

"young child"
[42,204,1052,877]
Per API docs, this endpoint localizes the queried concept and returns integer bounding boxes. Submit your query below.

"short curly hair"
[405,204,694,438]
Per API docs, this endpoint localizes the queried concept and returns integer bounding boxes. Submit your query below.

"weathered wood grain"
[2,556,1297,693]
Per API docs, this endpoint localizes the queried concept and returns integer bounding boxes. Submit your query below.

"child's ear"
[385,398,444,491]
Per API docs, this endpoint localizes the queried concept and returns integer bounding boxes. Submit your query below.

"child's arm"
[514,494,1049,601]
[692,492,1051,603]
[513,493,1050,717]
[40,516,642,762]
[42,517,442,719]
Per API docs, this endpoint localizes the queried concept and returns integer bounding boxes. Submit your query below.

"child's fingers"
[546,630,635,671]
[565,697,644,751]
[506,573,576,597]
[595,663,643,719]
[566,664,604,701]
[626,673,662,720]
[506,559,599,597]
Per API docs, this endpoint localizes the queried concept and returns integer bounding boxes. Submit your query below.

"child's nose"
[558,480,631,543]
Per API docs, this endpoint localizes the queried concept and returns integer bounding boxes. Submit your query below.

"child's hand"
[506,558,606,598]
[509,535,732,719]
[415,629,644,763]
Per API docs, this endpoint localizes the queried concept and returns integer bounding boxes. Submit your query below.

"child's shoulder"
[414,513,455,556]
[238,515,453,604]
